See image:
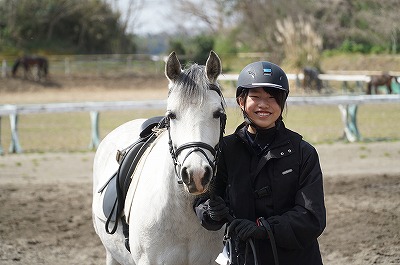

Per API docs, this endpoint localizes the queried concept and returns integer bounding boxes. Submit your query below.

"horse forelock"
[169,63,221,109]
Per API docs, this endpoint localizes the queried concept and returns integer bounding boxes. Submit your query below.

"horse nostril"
[181,166,190,184]
[201,166,212,187]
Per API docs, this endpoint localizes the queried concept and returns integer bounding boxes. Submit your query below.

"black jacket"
[195,121,326,265]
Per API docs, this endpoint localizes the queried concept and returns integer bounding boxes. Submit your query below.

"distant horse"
[303,66,322,92]
[92,51,226,265]
[367,73,399,94]
[12,55,48,80]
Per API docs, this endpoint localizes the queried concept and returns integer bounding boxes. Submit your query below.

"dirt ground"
[0,76,399,264]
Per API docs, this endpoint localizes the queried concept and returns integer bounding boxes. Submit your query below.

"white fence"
[220,73,400,82]
[1,95,399,154]
[219,73,372,82]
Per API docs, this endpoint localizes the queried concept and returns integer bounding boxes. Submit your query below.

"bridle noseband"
[166,86,226,184]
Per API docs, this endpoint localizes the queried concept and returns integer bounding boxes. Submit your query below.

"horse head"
[164,51,226,195]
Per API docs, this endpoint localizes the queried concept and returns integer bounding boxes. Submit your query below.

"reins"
[225,214,259,265]
[223,215,280,265]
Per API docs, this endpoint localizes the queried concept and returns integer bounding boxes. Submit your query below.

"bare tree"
[235,1,308,48]
[173,0,236,34]
[105,0,145,34]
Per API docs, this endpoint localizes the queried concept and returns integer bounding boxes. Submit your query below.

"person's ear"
[238,97,245,110]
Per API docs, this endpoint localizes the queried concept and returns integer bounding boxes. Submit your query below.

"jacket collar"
[234,120,302,156]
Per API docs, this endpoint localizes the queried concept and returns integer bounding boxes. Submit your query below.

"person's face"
[239,87,282,133]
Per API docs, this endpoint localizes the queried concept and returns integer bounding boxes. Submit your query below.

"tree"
[173,0,237,34]
[0,0,136,54]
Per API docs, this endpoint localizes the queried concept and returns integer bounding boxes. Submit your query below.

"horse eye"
[166,111,176,120]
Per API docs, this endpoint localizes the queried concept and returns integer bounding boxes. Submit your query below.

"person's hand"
[228,219,267,241]
[207,196,229,222]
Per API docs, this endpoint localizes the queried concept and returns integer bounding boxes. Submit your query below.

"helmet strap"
[241,108,282,133]
[240,92,282,132]
[242,109,265,132]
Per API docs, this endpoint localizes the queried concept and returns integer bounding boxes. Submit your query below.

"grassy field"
[1,103,399,153]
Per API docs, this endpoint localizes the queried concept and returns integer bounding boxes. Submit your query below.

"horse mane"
[170,63,223,109]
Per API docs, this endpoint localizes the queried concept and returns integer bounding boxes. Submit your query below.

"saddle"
[97,116,166,250]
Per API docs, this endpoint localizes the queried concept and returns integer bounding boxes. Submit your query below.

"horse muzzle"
[180,164,212,194]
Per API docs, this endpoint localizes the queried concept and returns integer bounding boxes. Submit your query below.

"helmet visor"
[238,82,286,91]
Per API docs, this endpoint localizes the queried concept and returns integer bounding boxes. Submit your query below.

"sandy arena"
[0,141,399,264]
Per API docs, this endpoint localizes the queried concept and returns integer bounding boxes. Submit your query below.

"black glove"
[228,219,267,241]
[207,196,229,222]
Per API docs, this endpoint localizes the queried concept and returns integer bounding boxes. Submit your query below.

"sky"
[113,0,207,35]
[115,0,175,35]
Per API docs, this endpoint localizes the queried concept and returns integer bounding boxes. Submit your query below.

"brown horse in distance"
[12,55,49,81]
[303,66,322,93]
[367,73,399,94]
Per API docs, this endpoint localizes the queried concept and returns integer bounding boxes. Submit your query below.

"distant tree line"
[0,0,136,54]
[1,0,399,70]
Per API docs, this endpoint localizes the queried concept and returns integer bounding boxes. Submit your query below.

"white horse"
[92,51,226,265]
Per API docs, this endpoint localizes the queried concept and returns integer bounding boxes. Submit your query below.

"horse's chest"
[131,234,221,265]
[130,217,223,264]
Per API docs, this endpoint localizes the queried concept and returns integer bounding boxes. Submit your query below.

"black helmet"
[236,61,289,98]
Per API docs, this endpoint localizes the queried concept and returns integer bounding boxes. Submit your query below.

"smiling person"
[195,61,326,265]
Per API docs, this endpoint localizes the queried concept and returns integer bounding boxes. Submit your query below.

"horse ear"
[165,51,182,81]
[205,51,222,83]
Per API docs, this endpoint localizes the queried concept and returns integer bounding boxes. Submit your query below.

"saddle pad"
[102,140,146,222]
[93,130,165,223]
[93,142,153,223]
[124,131,165,223]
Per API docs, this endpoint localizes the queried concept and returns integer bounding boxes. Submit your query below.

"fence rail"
[1,94,399,154]
[219,73,373,82]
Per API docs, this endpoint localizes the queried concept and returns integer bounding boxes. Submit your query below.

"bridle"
[166,85,226,184]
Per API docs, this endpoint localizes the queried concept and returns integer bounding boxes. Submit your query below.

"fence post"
[0,116,3,155]
[341,81,349,94]
[338,104,361,142]
[356,81,364,93]
[89,111,100,150]
[96,56,102,76]
[9,113,23,153]
[296,74,301,89]
[127,55,132,71]
[65,58,71,76]
[1,60,7,78]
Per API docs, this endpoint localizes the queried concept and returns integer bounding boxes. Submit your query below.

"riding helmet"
[236,61,289,98]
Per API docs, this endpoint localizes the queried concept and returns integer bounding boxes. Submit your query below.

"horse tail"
[12,59,21,77]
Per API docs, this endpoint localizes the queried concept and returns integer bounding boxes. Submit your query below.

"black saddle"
[98,116,166,242]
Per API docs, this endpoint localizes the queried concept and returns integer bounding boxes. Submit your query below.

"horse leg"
[367,83,371,94]
[387,83,392,94]
[317,78,322,93]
